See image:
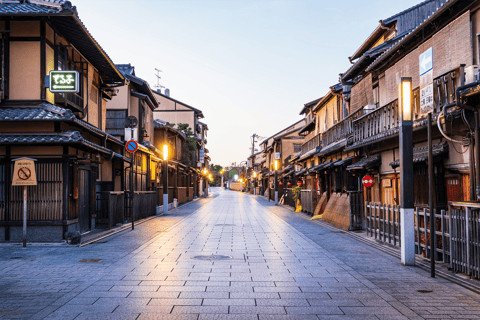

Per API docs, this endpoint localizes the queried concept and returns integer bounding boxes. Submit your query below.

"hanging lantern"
[279,182,283,186]
[297,180,303,187]
[287,182,292,187]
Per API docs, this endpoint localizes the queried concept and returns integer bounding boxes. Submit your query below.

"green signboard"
[48,70,79,93]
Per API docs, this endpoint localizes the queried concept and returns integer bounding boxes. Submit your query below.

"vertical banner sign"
[274,152,281,160]
[420,47,434,115]
[199,149,205,163]
[12,158,37,248]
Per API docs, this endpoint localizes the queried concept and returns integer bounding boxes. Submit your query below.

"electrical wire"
[437,109,469,154]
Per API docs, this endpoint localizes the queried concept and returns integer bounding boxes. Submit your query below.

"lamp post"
[163,144,169,215]
[253,171,257,195]
[274,160,279,205]
[203,167,208,197]
[399,77,415,266]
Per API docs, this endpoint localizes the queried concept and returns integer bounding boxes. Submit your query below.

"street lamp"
[398,77,415,266]
[274,160,279,205]
[253,171,257,195]
[163,144,169,215]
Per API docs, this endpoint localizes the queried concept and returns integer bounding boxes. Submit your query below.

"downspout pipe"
[476,111,480,201]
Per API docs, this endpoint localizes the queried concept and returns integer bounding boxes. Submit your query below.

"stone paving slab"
[2,189,480,319]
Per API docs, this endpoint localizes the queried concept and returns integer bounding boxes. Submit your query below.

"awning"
[0,131,132,162]
[281,169,295,179]
[314,139,347,158]
[347,154,381,171]
[299,147,320,161]
[290,151,302,162]
[333,156,353,167]
[308,160,332,174]
[389,142,449,168]
[295,168,307,176]
[298,117,316,135]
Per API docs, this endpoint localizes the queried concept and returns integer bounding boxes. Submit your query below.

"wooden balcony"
[301,133,321,155]
[55,92,84,113]
[321,107,364,147]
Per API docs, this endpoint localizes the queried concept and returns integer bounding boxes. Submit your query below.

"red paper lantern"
[362,175,375,188]
[297,180,303,186]
[279,182,283,186]
[287,182,292,187]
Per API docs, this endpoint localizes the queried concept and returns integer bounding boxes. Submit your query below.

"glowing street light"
[398,77,414,266]
[162,144,169,215]
[274,159,280,205]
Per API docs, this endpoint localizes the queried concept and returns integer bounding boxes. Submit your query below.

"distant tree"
[168,123,197,167]
[228,169,238,178]
[211,164,223,172]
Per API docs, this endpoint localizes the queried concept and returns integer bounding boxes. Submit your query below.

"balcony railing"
[321,107,364,146]
[301,133,321,155]
[55,92,84,113]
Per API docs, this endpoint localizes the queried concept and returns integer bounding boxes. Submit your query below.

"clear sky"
[77,0,423,167]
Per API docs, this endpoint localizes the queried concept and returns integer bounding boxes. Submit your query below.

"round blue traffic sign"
[126,140,138,153]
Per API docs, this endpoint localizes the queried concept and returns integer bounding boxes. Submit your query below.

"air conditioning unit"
[363,105,376,115]
[465,65,479,84]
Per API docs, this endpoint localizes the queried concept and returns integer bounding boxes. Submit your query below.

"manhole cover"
[417,290,433,293]
[215,224,236,226]
[79,259,102,263]
[9,257,22,260]
[192,255,233,261]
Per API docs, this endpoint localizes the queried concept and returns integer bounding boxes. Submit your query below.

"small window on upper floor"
[294,144,301,152]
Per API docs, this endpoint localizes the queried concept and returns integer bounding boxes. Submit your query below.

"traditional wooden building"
[0,0,128,241]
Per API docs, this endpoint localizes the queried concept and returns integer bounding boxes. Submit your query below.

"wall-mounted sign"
[274,152,281,160]
[362,175,375,188]
[199,149,205,163]
[419,47,433,115]
[48,70,79,93]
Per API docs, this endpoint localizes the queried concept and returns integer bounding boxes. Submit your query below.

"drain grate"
[79,259,102,263]
[92,241,107,244]
[192,254,233,261]
[331,231,345,234]
[417,290,433,293]
[9,257,22,260]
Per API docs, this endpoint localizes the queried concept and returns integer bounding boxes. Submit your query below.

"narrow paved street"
[1,188,480,320]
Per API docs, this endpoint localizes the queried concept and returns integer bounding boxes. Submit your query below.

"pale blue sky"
[78,0,422,166]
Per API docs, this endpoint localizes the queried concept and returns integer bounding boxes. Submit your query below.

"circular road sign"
[126,140,138,153]
[362,175,375,188]
[18,167,32,180]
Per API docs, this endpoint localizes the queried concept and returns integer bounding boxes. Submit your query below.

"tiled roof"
[0,1,63,14]
[0,131,82,144]
[0,130,131,162]
[115,64,136,76]
[0,103,75,121]
[0,103,123,145]
[365,0,455,73]
[0,1,124,84]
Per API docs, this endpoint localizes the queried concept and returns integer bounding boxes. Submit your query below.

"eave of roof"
[124,73,159,109]
[300,97,323,115]
[0,2,124,84]
[0,103,124,146]
[260,118,305,145]
[153,91,204,119]
[365,0,461,74]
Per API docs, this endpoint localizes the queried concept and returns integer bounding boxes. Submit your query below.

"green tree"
[228,169,238,178]
[211,164,223,172]
[168,123,198,167]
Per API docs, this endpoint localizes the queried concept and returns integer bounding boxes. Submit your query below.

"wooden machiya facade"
[0,1,127,241]
[0,1,206,242]
[255,119,305,201]
[281,0,480,233]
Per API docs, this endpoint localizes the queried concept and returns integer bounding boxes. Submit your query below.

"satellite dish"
[126,116,138,128]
